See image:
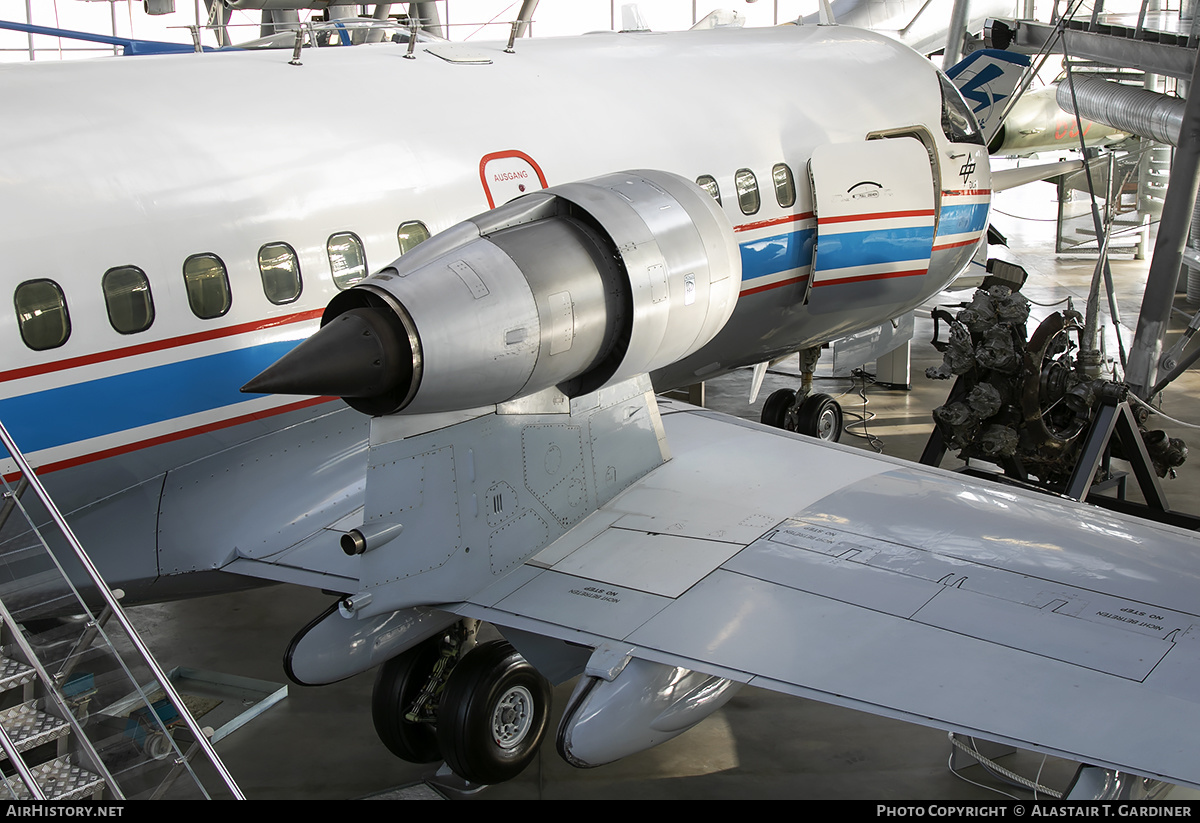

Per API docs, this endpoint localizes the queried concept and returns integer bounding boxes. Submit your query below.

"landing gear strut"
[370,626,551,785]
[372,638,445,764]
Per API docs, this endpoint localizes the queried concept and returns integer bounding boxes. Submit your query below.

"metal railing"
[0,419,244,800]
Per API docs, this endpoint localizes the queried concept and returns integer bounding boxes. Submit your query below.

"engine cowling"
[243,170,741,415]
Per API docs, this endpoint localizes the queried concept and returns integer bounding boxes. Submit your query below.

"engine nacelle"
[244,170,740,415]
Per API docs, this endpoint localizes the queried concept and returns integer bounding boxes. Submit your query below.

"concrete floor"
[124,181,1200,800]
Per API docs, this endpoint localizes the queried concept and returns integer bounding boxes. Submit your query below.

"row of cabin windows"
[14,221,432,352]
[696,163,796,216]
[15,164,799,352]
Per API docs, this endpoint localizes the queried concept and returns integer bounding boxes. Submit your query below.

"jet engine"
[244,170,741,415]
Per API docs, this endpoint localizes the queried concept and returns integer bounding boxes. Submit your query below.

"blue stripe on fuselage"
[739,228,815,281]
[1,339,300,456]
[813,226,934,272]
[937,203,989,237]
[2,209,985,462]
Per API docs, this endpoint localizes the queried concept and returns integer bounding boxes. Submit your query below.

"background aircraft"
[1,19,1196,794]
[990,83,1133,156]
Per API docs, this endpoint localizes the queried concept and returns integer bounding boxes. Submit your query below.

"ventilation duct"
[1056,77,1183,147]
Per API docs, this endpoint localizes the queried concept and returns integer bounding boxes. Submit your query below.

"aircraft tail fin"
[945,49,1031,145]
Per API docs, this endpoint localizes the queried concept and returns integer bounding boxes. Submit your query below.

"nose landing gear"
[759,346,845,442]
[761,389,845,442]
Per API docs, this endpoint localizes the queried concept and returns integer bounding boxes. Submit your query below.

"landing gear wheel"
[760,388,796,429]
[796,393,843,442]
[436,639,550,785]
[372,639,443,764]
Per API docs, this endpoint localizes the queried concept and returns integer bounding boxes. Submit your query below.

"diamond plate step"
[0,755,105,800]
[0,657,35,694]
[0,702,68,753]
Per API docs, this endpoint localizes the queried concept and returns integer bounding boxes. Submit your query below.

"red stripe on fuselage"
[818,209,935,226]
[0,309,325,384]
[733,213,814,233]
[3,395,337,481]
[740,274,809,296]
[932,237,983,251]
[814,268,928,287]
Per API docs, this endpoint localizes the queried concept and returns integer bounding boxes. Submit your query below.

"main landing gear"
[759,347,844,442]
[371,622,552,786]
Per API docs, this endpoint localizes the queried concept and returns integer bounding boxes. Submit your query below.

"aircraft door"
[479,150,549,208]
[806,137,937,315]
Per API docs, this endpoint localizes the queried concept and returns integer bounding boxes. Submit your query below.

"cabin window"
[696,175,722,205]
[258,242,302,305]
[772,164,796,209]
[397,221,430,255]
[102,266,154,334]
[15,279,70,351]
[328,232,367,290]
[735,168,760,215]
[183,253,232,319]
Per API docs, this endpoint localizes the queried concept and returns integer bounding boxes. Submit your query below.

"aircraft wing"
[992,159,1087,191]
[450,400,1200,789]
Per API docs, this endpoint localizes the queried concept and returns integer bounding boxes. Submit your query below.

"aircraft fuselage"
[0,24,989,601]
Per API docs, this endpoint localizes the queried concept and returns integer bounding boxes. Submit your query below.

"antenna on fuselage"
[817,0,837,25]
[620,4,651,32]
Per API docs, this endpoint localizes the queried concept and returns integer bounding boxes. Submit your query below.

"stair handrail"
[0,715,45,800]
[0,420,245,800]
[0,595,121,800]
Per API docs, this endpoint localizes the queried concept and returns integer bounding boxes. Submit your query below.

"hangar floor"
[124,180,1200,800]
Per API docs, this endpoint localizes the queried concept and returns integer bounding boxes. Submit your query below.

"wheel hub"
[492,685,534,750]
[815,407,838,439]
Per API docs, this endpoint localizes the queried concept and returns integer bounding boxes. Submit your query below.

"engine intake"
[244,170,741,415]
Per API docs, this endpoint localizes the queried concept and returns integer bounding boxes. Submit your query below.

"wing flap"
[549,528,742,598]
[459,402,1200,788]
[492,568,674,640]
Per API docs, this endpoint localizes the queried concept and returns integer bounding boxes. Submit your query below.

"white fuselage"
[0,24,989,595]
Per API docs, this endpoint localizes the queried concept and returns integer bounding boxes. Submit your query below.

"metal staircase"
[0,422,243,801]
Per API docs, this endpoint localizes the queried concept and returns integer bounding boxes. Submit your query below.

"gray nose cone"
[241,307,414,407]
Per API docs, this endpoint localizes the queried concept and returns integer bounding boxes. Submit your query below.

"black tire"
[796,393,843,442]
[760,388,796,429]
[436,639,550,785]
[372,640,443,763]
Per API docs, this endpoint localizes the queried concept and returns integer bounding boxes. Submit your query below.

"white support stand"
[876,340,912,390]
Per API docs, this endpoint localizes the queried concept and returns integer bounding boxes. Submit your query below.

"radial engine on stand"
[924,285,1187,488]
